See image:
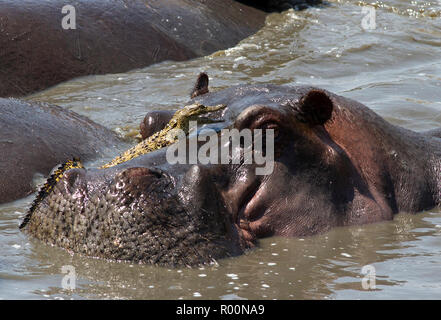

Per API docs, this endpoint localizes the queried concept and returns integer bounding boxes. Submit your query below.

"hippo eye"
[253,121,283,158]
[255,121,282,146]
[259,122,279,139]
[235,106,285,160]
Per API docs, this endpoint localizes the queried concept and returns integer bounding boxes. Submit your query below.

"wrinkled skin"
[102,103,227,169]
[23,77,441,267]
[0,98,123,203]
[0,0,265,97]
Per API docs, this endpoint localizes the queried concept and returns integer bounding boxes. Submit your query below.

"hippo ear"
[297,89,334,125]
[190,72,209,98]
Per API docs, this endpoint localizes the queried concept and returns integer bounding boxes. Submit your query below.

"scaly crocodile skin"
[19,158,84,229]
[20,103,226,228]
[100,103,226,169]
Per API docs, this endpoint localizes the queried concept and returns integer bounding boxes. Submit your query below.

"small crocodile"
[20,103,226,229]
[101,103,226,169]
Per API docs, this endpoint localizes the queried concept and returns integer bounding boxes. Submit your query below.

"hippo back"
[0,98,122,203]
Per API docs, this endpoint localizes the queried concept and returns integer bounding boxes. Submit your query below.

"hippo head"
[22,74,400,266]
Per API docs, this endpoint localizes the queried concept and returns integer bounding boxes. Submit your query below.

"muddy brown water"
[1,0,441,299]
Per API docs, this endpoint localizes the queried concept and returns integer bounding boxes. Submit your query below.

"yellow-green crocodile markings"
[101,103,226,169]
[21,103,226,228]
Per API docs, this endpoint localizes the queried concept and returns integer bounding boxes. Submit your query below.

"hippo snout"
[22,159,247,266]
[62,168,86,192]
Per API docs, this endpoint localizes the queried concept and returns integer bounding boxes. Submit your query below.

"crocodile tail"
[19,158,84,229]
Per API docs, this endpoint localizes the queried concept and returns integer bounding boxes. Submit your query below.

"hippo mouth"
[234,180,262,238]
[21,160,250,266]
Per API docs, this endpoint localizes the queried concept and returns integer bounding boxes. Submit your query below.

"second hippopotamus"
[21,74,441,266]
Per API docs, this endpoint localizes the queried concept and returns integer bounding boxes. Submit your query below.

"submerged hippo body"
[0,0,265,97]
[0,98,122,204]
[22,76,441,266]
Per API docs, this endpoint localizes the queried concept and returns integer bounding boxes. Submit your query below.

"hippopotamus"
[0,98,123,204]
[0,0,266,97]
[21,74,441,266]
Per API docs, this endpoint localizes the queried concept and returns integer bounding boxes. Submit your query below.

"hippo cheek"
[219,166,272,242]
[240,184,272,235]
[178,165,250,250]
[236,176,295,239]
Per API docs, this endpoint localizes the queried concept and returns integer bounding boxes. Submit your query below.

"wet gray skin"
[0,98,123,204]
[22,77,441,267]
[0,0,266,97]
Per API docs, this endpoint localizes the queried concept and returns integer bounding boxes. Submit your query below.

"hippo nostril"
[121,167,164,179]
[117,167,173,195]
[63,168,86,189]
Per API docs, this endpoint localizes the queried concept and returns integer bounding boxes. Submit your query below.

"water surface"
[1,0,441,299]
